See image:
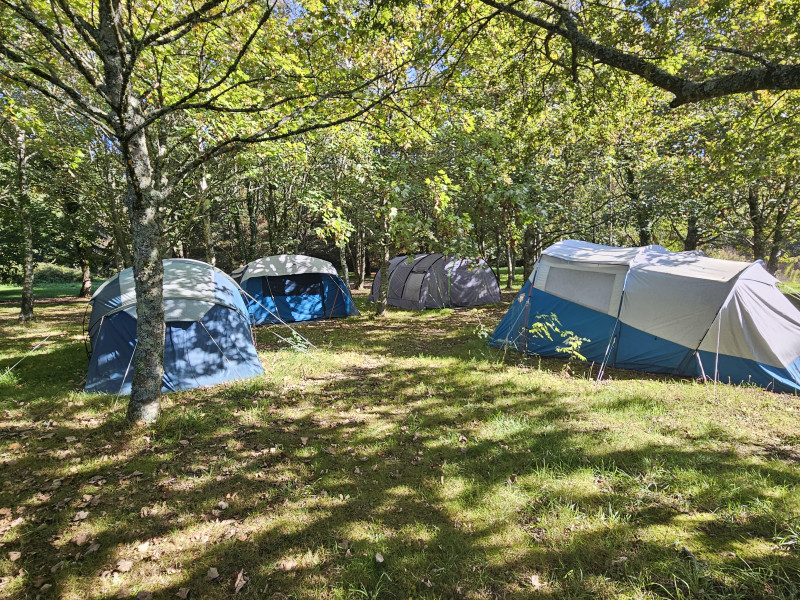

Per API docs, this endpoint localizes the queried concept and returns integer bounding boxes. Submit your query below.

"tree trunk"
[202,200,215,266]
[78,257,92,298]
[766,200,790,274]
[747,185,767,262]
[200,164,215,266]
[521,225,540,280]
[339,242,350,289]
[683,214,700,251]
[352,225,366,290]
[18,206,35,323]
[123,118,165,423]
[248,183,259,261]
[14,125,35,323]
[505,242,515,290]
[376,245,390,317]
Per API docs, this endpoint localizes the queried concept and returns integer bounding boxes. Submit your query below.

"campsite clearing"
[1,291,799,600]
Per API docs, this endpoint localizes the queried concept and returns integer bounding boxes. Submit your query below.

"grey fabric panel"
[447,258,501,306]
[88,275,122,332]
[403,272,425,302]
[621,264,739,348]
[240,254,338,281]
[545,267,616,314]
[698,275,800,367]
[423,259,449,308]
[124,299,215,323]
[413,253,444,273]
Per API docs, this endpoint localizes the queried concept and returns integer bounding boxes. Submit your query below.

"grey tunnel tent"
[85,259,264,395]
[368,253,501,309]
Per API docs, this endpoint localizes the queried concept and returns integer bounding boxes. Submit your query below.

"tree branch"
[478,0,800,107]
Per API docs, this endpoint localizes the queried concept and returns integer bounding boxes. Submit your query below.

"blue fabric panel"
[613,324,699,376]
[88,277,122,332]
[489,280,532,348]
[697,351,800,394]
[489,287,800,393]
[321,275,360,318]
[245,274,357,324]
[85,305,263,395]
[213,270,248,315]
[162,304,263,392]
[85,310,137,394]
[490,286,617,361]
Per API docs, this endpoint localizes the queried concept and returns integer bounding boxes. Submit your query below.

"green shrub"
[34,262,82,283]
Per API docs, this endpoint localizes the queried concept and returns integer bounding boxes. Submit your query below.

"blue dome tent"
[233,254,359,325]
[86,259,264,395]
[490,240,800,393]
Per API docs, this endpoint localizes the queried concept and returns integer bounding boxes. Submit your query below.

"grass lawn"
[0,282,105,303]
[1,289,799,599]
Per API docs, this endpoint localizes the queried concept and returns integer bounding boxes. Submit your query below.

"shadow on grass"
[1,300,799,600]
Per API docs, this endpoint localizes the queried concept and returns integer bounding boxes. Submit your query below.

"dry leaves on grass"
[207,567,219,580]
[234,569,248,593]
[116,559,134,573]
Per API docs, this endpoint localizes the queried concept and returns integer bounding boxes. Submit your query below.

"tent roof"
[240,255,338,281]
[90,259,245,326]
[542,240,758,283]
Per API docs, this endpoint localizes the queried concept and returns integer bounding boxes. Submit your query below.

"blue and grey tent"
[368,254,500,310]
[234,254,359,325]
[490,240,800,393]
[86,259,264,395]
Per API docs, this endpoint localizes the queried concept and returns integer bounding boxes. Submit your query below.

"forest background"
[1,0,800,419]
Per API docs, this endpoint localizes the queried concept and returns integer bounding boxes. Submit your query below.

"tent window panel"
[544,267,615,314]
[265,274,322,297]
[403,273,425,301]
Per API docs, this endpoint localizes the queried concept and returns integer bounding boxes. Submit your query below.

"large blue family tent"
[86,259,264,395]
[490,240,800,393]
[234,254,359,325]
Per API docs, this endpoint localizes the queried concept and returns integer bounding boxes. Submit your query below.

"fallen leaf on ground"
[234,569,248,593]
[217,501,228,510]
[8,552,20,562]
[278,558,297,571]
[207,567,219,580]
[85,542,101,555]
[73,511,89,521]
[136,592,153,600]
[116,559,134,573]
[176,588,191,599]
[300,437,309,446]
[375,552,384,564]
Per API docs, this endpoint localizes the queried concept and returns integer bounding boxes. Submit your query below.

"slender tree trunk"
[339,242,350,289]
[376,246,390,317]
[248,183,259,260]
[123,117,165,423]
[78,257,92,298]
[352,225,366,290]
[198,146,215,266]
[522,225,539,280]
[505,242,515,290]
[15,125,35,323]
[683,214,700,251]
[376,200,391,317]
[18,206,35,322]
[766,201,790,274]
[747,185,767,262]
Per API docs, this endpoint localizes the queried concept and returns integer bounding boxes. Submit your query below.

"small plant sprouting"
[528,313,589,363]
